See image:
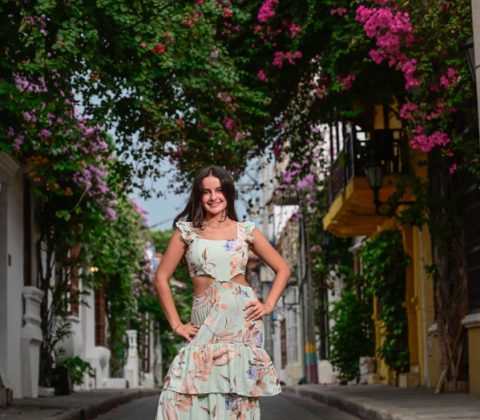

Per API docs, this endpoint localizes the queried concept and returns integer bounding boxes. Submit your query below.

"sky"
[79,91,266,231]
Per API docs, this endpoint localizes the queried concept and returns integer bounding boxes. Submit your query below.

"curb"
[282,386,412,420]
[50,389,159,420]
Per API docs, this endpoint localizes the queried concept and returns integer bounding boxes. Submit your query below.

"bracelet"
[172,322,182,333]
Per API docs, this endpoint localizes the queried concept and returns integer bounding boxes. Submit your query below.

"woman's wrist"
[264,302,274,312]
[172,322,183,333]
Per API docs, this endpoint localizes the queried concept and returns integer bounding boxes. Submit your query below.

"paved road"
[94,393,360,419]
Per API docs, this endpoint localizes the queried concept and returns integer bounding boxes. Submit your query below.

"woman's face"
[201,175,227,217]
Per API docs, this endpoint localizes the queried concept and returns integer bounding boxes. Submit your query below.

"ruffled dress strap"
[175,221,198,245]
[238,220,255,244]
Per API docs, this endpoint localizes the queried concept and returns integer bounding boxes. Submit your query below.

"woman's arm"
[154,229,199,341]
[244,227,291,321]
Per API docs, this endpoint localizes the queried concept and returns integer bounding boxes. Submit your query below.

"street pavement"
[2,384,480,419]
[94,393,360,419]
[284,384,480,420]
[0,389,158,420]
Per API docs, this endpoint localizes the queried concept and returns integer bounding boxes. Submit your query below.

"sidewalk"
[283,384,480,420]
[0,388,159,420]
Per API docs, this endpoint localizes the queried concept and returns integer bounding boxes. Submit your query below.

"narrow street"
[94,394,360,419]
[2,2,479,419]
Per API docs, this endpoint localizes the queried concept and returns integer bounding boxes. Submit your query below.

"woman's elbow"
[154,272,168,289]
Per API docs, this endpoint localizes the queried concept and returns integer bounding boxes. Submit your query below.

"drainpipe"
[301,212,318,384]
[472,1,480,141]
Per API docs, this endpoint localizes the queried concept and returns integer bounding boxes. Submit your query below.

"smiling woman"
[153,165,291,419]
[201,175,228,215]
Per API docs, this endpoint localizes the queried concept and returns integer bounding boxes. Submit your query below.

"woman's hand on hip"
[174,322,200,342]
[244,300,273,321]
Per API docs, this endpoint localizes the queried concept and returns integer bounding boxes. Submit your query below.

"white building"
[0,151,150,404]
[0,152,43,402]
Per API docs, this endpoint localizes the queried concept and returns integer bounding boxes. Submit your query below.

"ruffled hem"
[157,389,261,420]
[163,342,281,397]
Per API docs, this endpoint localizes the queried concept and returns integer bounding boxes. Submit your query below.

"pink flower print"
[203,314,218,330]
[222,282,234,291]
[162,401,179,420]
[212,346,235,366]
[179,374,198,394]
[230,256,242,276]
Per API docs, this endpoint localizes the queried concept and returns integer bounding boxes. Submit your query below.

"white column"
[154,340,163,386]
[20,287,44,397]
[124,330,139,388]
[0,153,24,398]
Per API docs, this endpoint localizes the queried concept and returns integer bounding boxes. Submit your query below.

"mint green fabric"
[156,221,281,419]
[175,220,255,279]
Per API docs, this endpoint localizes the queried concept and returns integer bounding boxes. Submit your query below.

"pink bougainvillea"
[439,67,459,89]
[356,5,419,90]
[284,21,301,38]
[399,102,418,120]
[330,7,348,16]
[272,50,302,68]
[449,163,458,174]
[223,117,234,131]
[11,72,118,221]
[338,74,356,91]
[258,0,279,23]
[410,126,450,153]
[257,69,268,82]
[401,58,420,89]
[297,174,315,190]
[14,73,47,93]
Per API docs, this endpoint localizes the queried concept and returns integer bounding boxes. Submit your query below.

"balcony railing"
[328,126,409,205]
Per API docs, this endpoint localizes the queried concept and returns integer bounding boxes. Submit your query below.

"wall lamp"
[364,163,415,216]
[465,37,476,83]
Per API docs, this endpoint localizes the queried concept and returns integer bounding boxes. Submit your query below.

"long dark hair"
[173,166,238,229]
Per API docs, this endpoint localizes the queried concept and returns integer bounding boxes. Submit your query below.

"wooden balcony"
[323,126,410,237]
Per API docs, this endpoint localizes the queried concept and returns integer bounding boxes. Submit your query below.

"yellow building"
[322,104,480,393]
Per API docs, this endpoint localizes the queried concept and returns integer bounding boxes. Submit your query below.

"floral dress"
[156,220,281,420]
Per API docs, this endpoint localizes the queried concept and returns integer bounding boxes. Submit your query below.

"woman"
[154,165,291,419]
